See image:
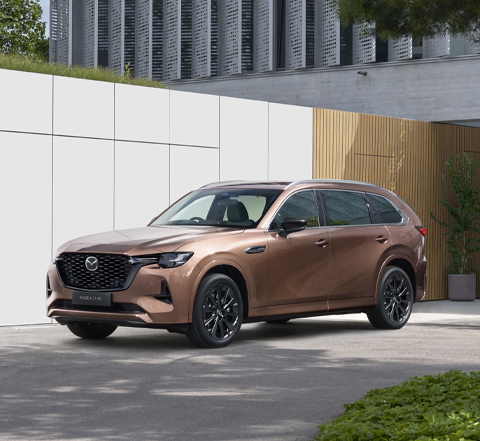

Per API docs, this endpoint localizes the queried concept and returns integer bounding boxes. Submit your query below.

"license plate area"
[72,292,112,307]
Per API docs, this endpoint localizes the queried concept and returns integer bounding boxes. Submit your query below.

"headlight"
[158,252,194,268]
[129,252,194,268]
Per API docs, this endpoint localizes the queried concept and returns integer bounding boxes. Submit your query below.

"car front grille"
[57,253,132,291]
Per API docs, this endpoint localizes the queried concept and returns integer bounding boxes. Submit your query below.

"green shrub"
[0,53,167,88]
[430,154,480,275]
[315,370,480,441]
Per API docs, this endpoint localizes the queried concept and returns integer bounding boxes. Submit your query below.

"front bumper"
[46,259,200,327]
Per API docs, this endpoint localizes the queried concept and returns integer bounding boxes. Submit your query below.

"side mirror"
[279,216,307,237]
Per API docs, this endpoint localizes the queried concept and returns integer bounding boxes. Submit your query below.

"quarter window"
[368,194,403,224]
[272,191,320,229]
[323,191,372,226]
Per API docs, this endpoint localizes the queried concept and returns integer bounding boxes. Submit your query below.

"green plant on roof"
[0,53,167,89]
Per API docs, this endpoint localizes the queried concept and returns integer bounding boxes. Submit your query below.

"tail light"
[416,226,426,237]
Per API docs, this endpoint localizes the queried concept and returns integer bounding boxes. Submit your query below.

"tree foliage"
[430,154,480,275]
[335,0,480,42]
[0,0,48,60]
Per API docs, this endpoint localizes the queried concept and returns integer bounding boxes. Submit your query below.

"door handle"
[315,239,329,247]
[375,236,388,243]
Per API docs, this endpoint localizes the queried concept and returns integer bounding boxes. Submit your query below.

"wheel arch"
[377,254,418,301]
[189,261,250,322]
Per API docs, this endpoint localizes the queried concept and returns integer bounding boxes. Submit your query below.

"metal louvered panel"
[125,0,136,76]
[210,0,218,76]
[219,0,241,75]
[285,0,305,69]
[352,23,376,64]
[109,0,124,75]
[49,0,59,62]
[253,0,274,72]
[164,0,181,79]
[192,0,211,78]
[136,0,151,78]
[152,0,163,80]
[82,0,97,67]
[98,0,109,67]
[317,0,340,67]
[423,35,450,58]
[241,0,253,72]
[180,0,192,79]
[388,38,412,61]
[305,0,314,67]
[54,0,71,65]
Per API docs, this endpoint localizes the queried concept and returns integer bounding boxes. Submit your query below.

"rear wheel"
[367,266,413,329]
[187,274,243,348]
[66,322,117,339]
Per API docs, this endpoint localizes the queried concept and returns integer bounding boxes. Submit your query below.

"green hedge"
[0,54,167,88]
[316,370,480,441]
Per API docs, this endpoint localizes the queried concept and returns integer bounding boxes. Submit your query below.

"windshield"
[151,189,282,228]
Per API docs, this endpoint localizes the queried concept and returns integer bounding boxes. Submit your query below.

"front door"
[267,190,330,306]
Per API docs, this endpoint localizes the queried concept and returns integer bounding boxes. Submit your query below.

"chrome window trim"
[321,189,375,227]
[366,192,408,226]
[265,189,322,232]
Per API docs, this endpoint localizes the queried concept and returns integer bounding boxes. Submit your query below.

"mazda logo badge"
[85,256,99,272]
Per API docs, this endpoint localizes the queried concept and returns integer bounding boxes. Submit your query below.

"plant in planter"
[430,153,480,301]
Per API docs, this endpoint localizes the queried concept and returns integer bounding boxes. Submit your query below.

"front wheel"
[66,321,117,339]
[187,274,243,348]
[367,266,413,330]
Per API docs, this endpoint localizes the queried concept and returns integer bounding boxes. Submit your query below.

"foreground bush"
[316,370,480,441]
[0,54,167,88]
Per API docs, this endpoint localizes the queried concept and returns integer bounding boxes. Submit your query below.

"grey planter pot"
[448,274,476,301]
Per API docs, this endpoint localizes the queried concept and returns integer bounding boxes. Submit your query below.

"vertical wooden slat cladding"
[312,108,480,301]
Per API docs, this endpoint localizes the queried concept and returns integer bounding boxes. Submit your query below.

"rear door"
[320,190,390,310]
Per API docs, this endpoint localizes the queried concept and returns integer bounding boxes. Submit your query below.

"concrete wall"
[0,68,313,326]
[169,55,480,124]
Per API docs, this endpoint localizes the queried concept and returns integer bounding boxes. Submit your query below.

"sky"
[39,0,49,37]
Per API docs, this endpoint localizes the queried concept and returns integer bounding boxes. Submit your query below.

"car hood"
[58,226,245,255]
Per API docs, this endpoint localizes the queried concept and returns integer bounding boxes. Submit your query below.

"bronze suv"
[47,180,427,348]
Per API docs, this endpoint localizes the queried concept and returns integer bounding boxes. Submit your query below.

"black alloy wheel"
[66,321,117,339]
[187,274,243,348]
[367,266,413,329]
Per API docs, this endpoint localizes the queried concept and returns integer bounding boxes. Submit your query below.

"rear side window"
[368,194,403,224]
[272,191,320,229]
[323,191,371,226]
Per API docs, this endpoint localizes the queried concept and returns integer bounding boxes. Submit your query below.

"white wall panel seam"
[0,130,54,137]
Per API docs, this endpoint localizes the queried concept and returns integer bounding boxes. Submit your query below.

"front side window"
[151,189,282,229]
[272,191,320,229]
[323,190,372,226]
[368,194,403,224]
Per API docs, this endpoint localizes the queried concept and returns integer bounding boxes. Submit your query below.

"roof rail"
[284,179,381,190]
[200,180,250,189]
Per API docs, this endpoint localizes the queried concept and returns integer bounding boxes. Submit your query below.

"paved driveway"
[1,301,479,441]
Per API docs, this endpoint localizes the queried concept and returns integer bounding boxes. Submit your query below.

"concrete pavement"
[1,300,479,441]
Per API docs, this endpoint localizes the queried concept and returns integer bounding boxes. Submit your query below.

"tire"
[66,322,117,339]
[265,319,290,324]
[187,274,243,348]
[367,266,413,330]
